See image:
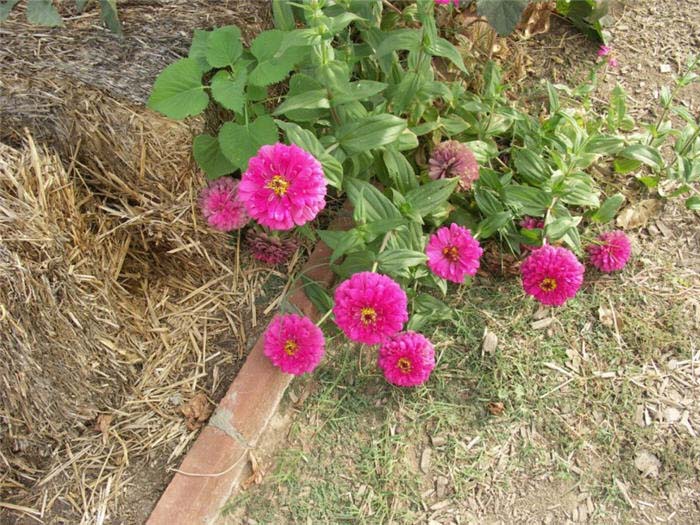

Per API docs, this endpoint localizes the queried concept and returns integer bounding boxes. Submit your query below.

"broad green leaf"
[545,216,581,241]
[210,70,247,114]
[405,178,458,217]
[476,0,528,36]
[219,116,278,171]
[414,294,453,319]
[474,186,504,215]
[148,58,208,119]
[275,121,343,189]
[192,134,236,179]
[613,157,641,174]
[383,148,418,194]
[619,144,664,170]
[324,229,366,263]
[334,251,376,277]
[249,46,306,86]
[391,72,425,115]
[98,0,121,35]
[26,0,63,26]
[441,115,471,136]
[376,29,422,56]
[345,178,402,222]
[378,249,427,274]
[512,148,549,186]
[560,177,600,207]
[0,0,20,20]
[189,29,212,73]
[504,185,552,215]
[331,81,388,106]
[273,89,330,115]
[546,81,560,113]
[476,211,512,238]
[206,26,242,68]
[301,276,334,314]
[251,30,284,61]
[337,115,407,154]
[685,195,700,211]
[329,12,363,33]
[362,218,407,240]
[591,193,625,223]
[585,135,625,155]
[427,37,467,73]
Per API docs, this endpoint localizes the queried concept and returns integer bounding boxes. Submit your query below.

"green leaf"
[383,148,418,194]
[619,144,664,171]
[249,29,306,86]
[331,81,388,106]
[476,0,528,36]
[362,218,407,240]
[334,251,376,277]
[474,186,504,215]
[345,178,402,223]
[0,0,20,21]
[427,37,467,73]
[329,12,364,33]
[560,178,600,207]
[98,0,121,35]
[301,276,334,314]
[26,0,63,26]
[272,0,296,30]
[504,185,552,215]
[546,81,560,113]
[414,294,453,319]
[476,211,512,238]
[273,89,330,115]
[219,116,278,171]
[378,249,427,274]
[324,229,366,263]
[189,29,212,73]
[585,135,625,155]
[591,193,625,223]
[275,121,343,189]
[75,0,88,11]
[210,70,247,114]
[404,178,458,217]
[337,115,407,154]
[685,195,700,211]
[376,29,422,56]
[545,216,581,241]
[206,25,242,68]
[512,148,549,186]
[613,157,641,174]
[193,134,236,179]
[147,58,208,120]
[0,0,20,18]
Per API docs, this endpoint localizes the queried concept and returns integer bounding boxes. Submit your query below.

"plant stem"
[370,231,393,272]
[315,308,334,327]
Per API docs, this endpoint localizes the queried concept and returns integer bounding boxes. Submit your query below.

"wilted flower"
[263,314,325,375]
[426,224,482,283]
[428,140,480,191]
[597,45,612,57]
[586,230,631,272]
[378,331,436,387]
[239,143,327,231]
[246,229,298,265]
[333,272,408,345]
[199,177,249,232]
[521,245,584,306]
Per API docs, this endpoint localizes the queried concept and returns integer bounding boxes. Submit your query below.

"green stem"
[315,308,334,327]
[370,231,393,272]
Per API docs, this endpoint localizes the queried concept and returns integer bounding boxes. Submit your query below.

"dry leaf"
[242,452,266,489]
[179,392,213,431]
[598,305,614,328]
[487,402,505,415]
[518,1,555,38]
[634,450,661,478]
[532,317,554,330]
[420,448,432,474]
[482,328,498,354]
[616,199,660,230]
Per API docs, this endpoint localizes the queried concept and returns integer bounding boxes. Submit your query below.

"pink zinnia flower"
[429,140,479,191]
[333,272,408,345]
[521,245,585,306]
[586,230,631,273]
[378,331,436,387]
[199,177,249,232]
[426,224,482,283]
[239,143,327,231]
[263,314,325,375]
[608,58,619,68]
[520,216,545,252]
[597,45,611,57]
[246,229,298,265]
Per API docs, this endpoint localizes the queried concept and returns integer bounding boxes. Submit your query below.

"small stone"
[659,64,672,73]
[420,448,432,474]
[635,450,661,478]
[663,407,681,423]
[431,435,447,447]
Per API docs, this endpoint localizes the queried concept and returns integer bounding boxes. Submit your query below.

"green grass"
[224,245,699,523]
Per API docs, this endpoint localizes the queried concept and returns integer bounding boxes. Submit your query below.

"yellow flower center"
[397,357,413,374]
[539,277,557,292]
[360,307,377,326]
[266,175,290,197]
[442,245,459,262]
[284,340,299,356]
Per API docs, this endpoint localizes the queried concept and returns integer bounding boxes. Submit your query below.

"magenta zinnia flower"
[239,143,327,231]
[263,314,325,375]
[246,229,298,265]
[333,272,408,345]
[435,0,459,5]
[521,245,584,306]
[199,177,249,232]
[378,331,436,387]
[586,230,631,273]
[429,140,479,191]
[426,224,482,283]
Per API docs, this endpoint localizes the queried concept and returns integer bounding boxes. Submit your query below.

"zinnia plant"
[378,331,436,387]
[521,245,585,307]
[426,224,482,283]
[586,231,631,272]
[263,314,325,375]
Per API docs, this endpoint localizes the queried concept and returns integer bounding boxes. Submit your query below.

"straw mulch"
[0,1,282,523]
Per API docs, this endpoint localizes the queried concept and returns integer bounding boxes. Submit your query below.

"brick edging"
[147,210,351,525]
